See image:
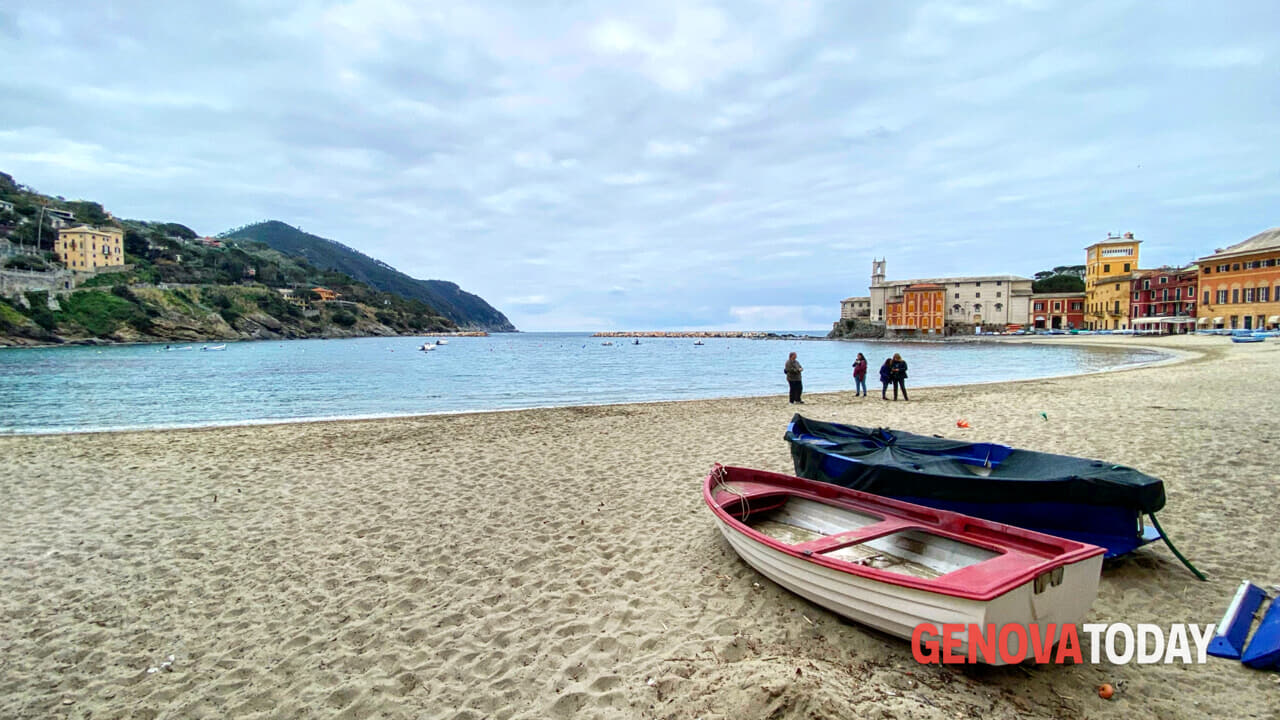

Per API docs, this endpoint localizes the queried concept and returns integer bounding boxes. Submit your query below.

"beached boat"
[704,464,1105,663]
[1231,335,1265,343]
[784,415,1169,559]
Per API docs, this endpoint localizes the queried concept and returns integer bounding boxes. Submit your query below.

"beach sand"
[2,334,1277,719]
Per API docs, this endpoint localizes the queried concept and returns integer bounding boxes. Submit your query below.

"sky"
[1,1,1277,331]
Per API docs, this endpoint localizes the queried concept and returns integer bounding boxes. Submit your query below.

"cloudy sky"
[1,1,1276,331]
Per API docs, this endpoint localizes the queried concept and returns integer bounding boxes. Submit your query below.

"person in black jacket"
[879,358,892,400]
[890,353,909,401]
[784,352,804,404]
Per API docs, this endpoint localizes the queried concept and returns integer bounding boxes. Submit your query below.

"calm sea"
[0,332,1164,435]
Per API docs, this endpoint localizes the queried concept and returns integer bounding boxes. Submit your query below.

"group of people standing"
[785,351,909,404]
[852,352,908,401]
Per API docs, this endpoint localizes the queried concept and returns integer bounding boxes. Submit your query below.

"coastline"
[2,334,1277,718]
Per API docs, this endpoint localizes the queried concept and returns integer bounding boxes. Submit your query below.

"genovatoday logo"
[911,623,1217,665]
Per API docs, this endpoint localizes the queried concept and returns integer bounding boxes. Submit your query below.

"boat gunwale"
[704,464,1105,602]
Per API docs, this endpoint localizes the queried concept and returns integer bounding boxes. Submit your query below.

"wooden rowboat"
[703,464,1105,663]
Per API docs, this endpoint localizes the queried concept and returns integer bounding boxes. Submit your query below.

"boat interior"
[727,493,1002,580]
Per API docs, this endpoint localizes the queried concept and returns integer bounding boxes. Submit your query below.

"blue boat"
[784,416,1201,576]
[1231,335,1265,343]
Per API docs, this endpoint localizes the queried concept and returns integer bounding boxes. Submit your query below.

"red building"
[1129,266,1198,334]
[1029,293,1084,330]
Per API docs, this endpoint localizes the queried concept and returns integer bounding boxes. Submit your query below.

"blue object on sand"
[1207,581,1267,660]
[1241,594,1280,669]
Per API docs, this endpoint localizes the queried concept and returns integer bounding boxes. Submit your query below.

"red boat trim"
[704,464,1105,602]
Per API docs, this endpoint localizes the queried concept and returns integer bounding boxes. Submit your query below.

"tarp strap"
[1149,513,1207,581]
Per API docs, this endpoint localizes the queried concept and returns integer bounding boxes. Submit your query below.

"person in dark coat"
[852,352,868,397]
[784,352,804,404]
[890,353,909,401]
[879,358,892,400]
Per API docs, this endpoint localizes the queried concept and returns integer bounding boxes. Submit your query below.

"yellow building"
[56,225,125,272]
[1084,233,1140,330]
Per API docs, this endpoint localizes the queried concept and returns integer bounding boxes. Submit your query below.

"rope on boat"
[1150,512,1207,581]
[711,465,753,520]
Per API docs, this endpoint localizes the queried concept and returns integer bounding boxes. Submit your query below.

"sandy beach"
[2,334,1278,719]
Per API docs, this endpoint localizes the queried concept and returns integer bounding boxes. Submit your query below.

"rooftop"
[1198,227,1280,262]
[876,274,1031,287]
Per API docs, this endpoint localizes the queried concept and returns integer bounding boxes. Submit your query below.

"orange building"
[311,287,339,301]
[885,283,944,335]
[1196,228,1280,330]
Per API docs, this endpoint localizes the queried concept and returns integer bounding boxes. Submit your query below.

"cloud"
[0,1,1276,332]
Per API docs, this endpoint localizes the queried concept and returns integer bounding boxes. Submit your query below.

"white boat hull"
[712,515,1103,664]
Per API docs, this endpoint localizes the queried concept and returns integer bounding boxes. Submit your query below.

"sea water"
[0,333,1165,434]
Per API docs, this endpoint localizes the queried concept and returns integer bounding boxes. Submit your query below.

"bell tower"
[871,258,886,287]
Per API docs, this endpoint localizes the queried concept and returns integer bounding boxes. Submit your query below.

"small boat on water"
[419,343,435,352]
[784,415,1178,560]
[164,345,193,351]
[201,344,227,351]
[436,339,449,345]
[704,464,1105,663]
[693,340,705,346]
[601,341,613,346]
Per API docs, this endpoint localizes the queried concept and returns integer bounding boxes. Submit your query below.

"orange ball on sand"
[1098,683,1115,699]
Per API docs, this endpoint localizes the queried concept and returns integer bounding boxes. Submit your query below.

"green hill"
[220,221,515,331]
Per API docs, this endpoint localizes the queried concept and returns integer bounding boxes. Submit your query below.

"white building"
[840,296,871,319]
[868,259,1033,329]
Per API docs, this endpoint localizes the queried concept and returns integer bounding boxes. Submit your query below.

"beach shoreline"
[2,334,1277,719]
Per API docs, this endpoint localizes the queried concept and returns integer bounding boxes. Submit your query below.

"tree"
[124,229,149,257]
[160,222,197,240]
[1032,275,1085,293]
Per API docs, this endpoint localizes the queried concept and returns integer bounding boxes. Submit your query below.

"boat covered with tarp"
[784,415,1199,573]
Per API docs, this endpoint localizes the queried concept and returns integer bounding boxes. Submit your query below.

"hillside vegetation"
[1,170,513,345]
[221,221,515,331]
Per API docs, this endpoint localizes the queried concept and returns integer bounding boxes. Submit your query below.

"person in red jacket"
[851,352,868,397]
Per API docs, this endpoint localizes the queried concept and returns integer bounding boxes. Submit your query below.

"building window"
[952,304,961,312]
[995,303,1003,311]
[1217,290,1227,303]
[1245,288,1255,302]
[954,293,959,299]
[996,291,1001,298]
[996,280,1002,286]
[1205,291,1211,305]
[1124,263,1131,272]
[1104,264,1111,273]
[1232,289,1239,303]
[1143,280,1150,290]
[1260,287,1271,302]
[975,292,980,298]
[976,282,981,286]
[1160,277,1168,284]
[1232,264,1240,271]
[1204,267,1211,274]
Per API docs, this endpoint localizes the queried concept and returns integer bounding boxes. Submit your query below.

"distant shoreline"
[592,330,823,339]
